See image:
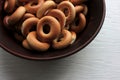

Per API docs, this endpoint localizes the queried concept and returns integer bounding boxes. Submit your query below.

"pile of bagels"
[3,0,88,51]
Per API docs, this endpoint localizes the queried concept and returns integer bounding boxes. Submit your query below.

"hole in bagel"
[55,17,59,21]
[56,33,64,42]
[54,0,61,4]
[75,17,79,26]
[31,2,38,6]
[29,25,36,32]
[63,8,69,16]
[43,24,50,34]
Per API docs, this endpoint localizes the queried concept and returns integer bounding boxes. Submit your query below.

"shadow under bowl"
[0,0,106,60]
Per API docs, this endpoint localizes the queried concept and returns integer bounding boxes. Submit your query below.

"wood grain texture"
[0,0,120,80]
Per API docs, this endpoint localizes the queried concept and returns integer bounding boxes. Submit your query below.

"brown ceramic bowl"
[0,0,106,60]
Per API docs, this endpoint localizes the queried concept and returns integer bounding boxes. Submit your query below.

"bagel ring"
[36,1,57,18]
[21,17,39,37]
[26,31,50,51]
[57,1,76,24]
[3,6,26,28]
[4,6,26,25]
[24,0,44,14]
[4,0,16,13]
[37,16,61,42]
[52,29,72,49]
[46,9,66,29]
[14,13,35,33]
[70,13,86,33]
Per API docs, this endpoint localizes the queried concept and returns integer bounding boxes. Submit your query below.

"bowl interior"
[0,0,106,60]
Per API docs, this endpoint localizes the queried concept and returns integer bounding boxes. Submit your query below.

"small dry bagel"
[24,0,44,14]
[3,6,26,30]
[14,13,35,33]
[22,39,32,50]
[4,0,16,13]
[36,0,57,18]
[70,13,86,33]
[52,29,72,49]
[3,6,26,27]
[37,16,61,42]
[57,1,76,24]
[21,17,39,37]
[26,31,50,51]
[46,9,66,29]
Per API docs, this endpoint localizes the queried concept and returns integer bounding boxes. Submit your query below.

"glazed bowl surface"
[0,0,106,60]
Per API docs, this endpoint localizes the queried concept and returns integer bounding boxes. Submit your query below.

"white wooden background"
[0,0,120,80]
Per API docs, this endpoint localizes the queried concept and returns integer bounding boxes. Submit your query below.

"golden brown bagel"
[52,29,72,49]
[36,1,57,18]
[70,13,86,33]
[21,17,39,37]
[46,9,66,29]
[57,1,76,24]
[4,0,16,13]
[3,6,26,30]
[37,16,61,42]
[3,6,26,26]
[24,0,44,14]
[26,31,50,51]
[14,13,35,33]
